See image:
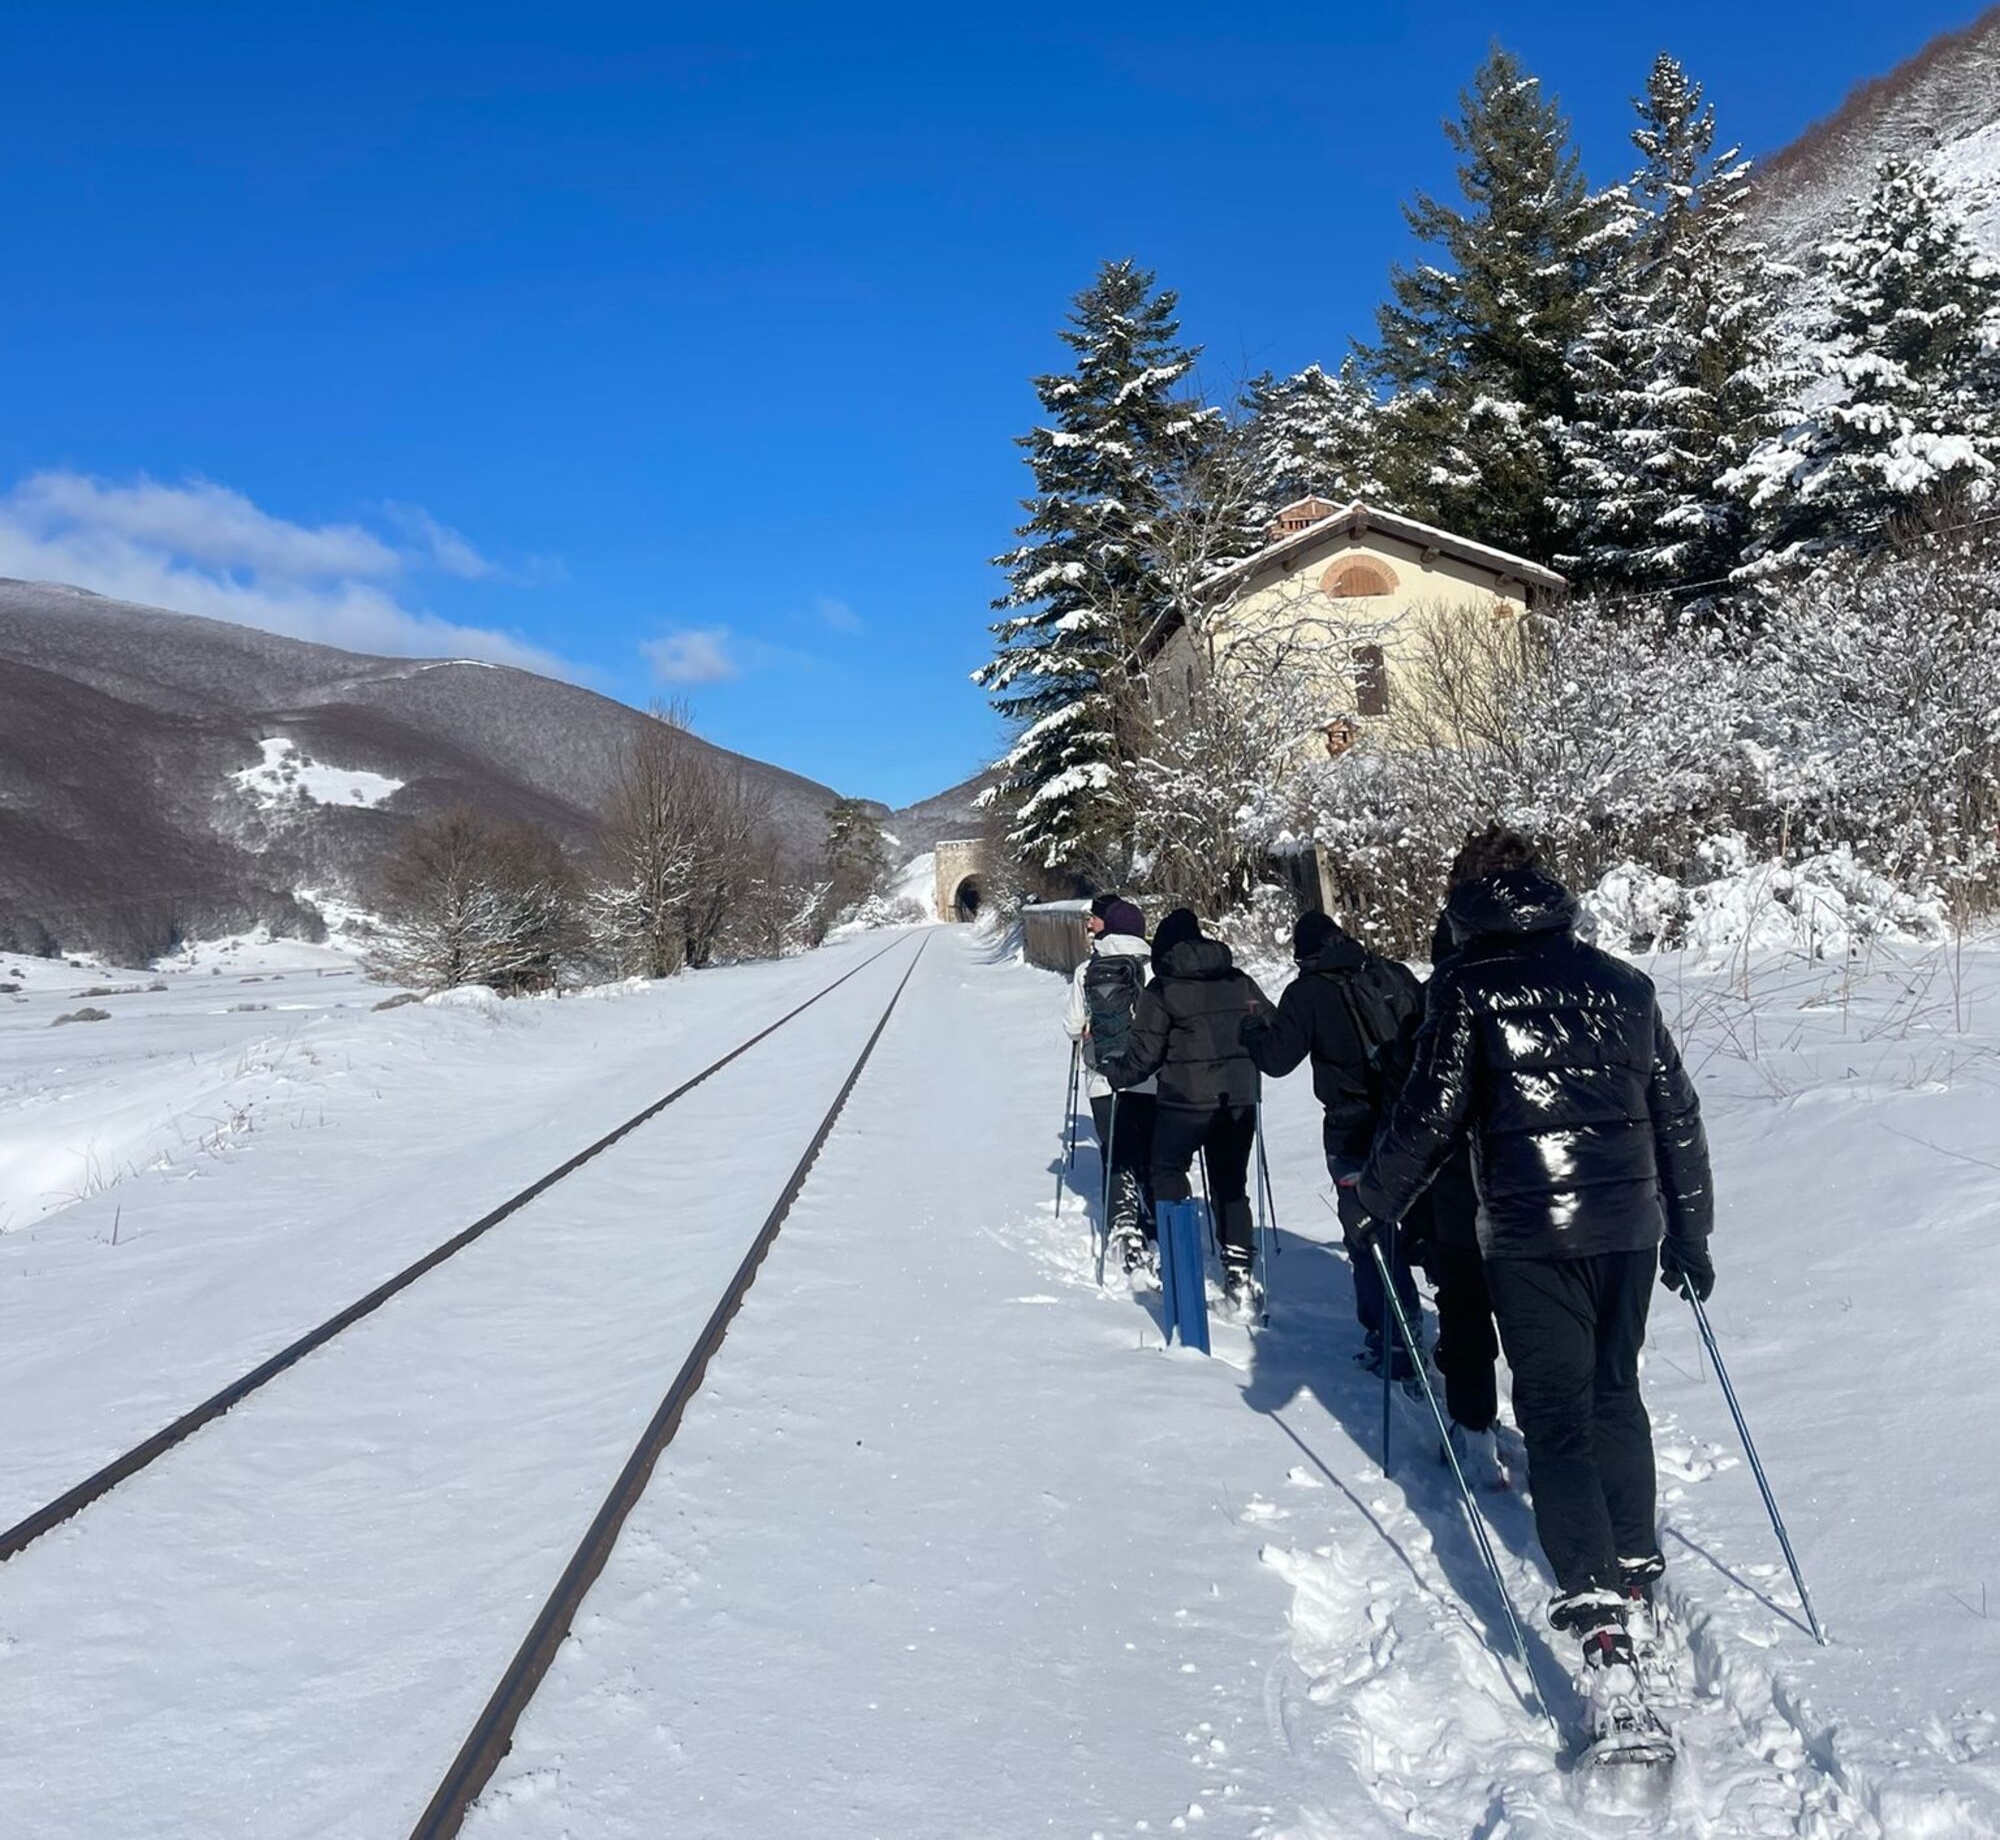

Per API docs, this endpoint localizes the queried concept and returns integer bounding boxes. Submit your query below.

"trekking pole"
[1251,1105,1273,1325]
[1687,1291,1828,1646]
[1381,1218,1397,1473]
[1255,1114,1281,1251]
[1054,1041,1080,1220]
[1373,1237,1555,1736]
[1064,1041,1082,1172]
[1096,1093,1118,1287]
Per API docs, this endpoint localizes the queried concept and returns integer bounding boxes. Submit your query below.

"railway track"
[0,932,910,1564]
[0,929,933,1837]
[413,931,929,1836]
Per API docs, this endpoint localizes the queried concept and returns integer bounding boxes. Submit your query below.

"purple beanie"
[1098,897,1146,938]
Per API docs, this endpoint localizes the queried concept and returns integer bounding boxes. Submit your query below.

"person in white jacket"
[1064,896,1157,1269]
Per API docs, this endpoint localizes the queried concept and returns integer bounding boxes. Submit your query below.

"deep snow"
[1,924,1996,1836]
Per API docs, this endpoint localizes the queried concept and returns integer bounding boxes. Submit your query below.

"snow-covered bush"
[372,809,583,995]
[1587,839,1945,958]
[1295,541,2000,953]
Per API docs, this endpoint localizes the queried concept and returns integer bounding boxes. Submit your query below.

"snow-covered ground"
[1,925,1996,1835]
[228,735,406,811]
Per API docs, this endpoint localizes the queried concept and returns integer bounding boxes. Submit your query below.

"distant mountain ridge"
[0,579,848,963]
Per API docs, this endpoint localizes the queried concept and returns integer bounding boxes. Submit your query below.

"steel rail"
[0,935,912,1564]
[409,932,929,1838]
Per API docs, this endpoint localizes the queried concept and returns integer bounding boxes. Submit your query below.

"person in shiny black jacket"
[1353,827,1714,1720]
[1105,907,1275,1307]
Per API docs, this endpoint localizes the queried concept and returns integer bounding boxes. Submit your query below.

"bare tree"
[589,704,778,974]
[591,703,703,978]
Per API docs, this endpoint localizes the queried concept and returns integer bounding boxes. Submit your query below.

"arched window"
[1321,557,1398,599]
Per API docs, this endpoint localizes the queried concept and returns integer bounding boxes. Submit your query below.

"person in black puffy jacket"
[1353,826,1714,1729]
[1242,910,1426,1376]
[1105,908,1275,1306]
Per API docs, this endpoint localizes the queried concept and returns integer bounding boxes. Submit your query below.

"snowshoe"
[1116,1228,1157,1284]
[1575,1629,1675,1770]
[1441,1420,1510,1491]
[1220,1256,1259,1321]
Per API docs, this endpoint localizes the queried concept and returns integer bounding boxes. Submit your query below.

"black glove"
[1659,1237,1715,1303]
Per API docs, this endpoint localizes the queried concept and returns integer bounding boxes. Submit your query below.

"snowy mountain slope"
[1754,5,2000,278]
[883,764,1001,857]
[0,578,847,963]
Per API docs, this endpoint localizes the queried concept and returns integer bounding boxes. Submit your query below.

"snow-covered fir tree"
[1558,55,1785,602]
[1239,360,1381,517]
[1730,157,2000,572]
[1364,47,1612,562]
[976,259,1216,878]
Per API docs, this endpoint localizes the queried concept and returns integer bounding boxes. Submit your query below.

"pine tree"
[1364,47,1612,561]
[1732,158,2000,572]
[976,259,1216,878]
[820,796,891,916]
[1559,55,1785,601]
[1240,360,1382,518]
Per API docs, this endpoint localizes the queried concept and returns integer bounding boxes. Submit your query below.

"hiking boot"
[1618,1552,1667,1652]
[1441,1420,1509,1491]
[1353,1332,1416,1383]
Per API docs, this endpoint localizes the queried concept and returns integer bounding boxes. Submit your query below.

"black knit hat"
[1151,907,1201,963]
[1292,910,1339,959]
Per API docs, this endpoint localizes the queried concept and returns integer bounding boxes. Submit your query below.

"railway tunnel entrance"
[933,840,987,923]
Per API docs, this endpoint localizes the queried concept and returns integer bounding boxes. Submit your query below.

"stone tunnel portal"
[933,839,986,923]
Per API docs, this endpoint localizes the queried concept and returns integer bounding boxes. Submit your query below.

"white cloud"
[817,594,863,634]
[382,502,500,580]
[641,627,742,685]
[15,472,400,577]
[0,469,575,677]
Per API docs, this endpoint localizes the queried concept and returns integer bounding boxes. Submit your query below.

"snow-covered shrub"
[832,892,927,934]
[1587,838,1945,958]
[372,809,583,995]
[1299,597,1767,952]
[1745,544,2000,921]
[1295,542,2000,951]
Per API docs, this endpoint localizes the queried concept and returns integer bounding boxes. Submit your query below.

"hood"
[1447,866,1579,944]
[1156,935,1237,980]
[1092,932,1151,960]
[1292,909,1359,964]
[1294,909,1367,974]
[1297,937,1369,975]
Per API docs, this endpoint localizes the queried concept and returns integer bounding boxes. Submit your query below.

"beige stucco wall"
[1151,526,1533,743]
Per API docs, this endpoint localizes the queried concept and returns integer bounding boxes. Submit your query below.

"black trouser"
[1089,1091,1156,1243]
[1150,1102,1255,1261]
[1485,1249,1660,1598]
[1334,1183,1422,1344]
[1425,1237,1500,1432]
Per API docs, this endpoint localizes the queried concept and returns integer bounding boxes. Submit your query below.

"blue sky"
[1,2,1985,806]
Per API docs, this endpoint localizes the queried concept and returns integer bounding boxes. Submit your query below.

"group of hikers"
[1061,822,1715,1763]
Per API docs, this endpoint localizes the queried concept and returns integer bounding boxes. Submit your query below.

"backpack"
[1326,960,1422,1111]
[1082,953,1148,1070]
